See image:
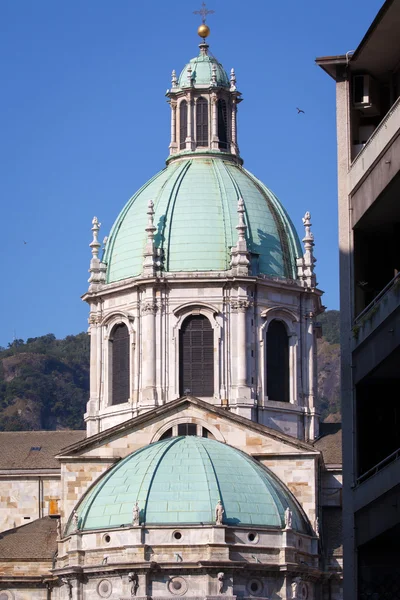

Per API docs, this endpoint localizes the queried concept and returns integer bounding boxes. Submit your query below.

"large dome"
[103,156,302,283]
[69,436,309,533]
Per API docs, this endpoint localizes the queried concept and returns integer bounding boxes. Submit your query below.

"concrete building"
[0,22,342,600]
[317,1,400,597]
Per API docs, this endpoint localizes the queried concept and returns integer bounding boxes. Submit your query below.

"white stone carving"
[230,299,251,313]
[132,502,140,526]
[215,501,224,525]
[217,572,224,594]
[284,507,293,529]
[230,67,237,91]
[141,301,157,315]
[297,211,317,289]
[88,216,107,291]
[230,197,250,276]
[56,518,61,541]
[72,510,79,531]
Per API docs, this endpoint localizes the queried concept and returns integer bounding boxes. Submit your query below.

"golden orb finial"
[198,23,210,39]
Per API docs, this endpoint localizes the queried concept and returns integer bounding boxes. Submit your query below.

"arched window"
[217,99,228,150]
[180,100,187,150]
[110,323,130,405]
[196,97,208,147]
[179,315,214,397]
[266,320,289,402]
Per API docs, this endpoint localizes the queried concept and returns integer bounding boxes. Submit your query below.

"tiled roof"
[314,423,342,465]
[0,430,85,469]
[0,516,56,559]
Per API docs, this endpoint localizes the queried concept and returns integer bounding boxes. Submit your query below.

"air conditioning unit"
[353,74,380,115]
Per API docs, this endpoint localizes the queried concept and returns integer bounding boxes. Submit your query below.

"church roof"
[0,517,56,560]
[68,436,310,533]
[178,50,230,87]
[0,430,85,470]
[313,423,342,465]
[103,157,302,283]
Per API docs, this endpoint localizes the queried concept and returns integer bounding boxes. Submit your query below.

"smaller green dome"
[69,437,309,533]
[179,51,230,88]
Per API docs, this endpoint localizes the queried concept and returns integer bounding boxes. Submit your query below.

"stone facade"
[0,21,342,600]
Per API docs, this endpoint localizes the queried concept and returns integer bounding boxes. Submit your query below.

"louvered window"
[179,315,214,397]
[180,100,187,150]
[266,320,289,402]
[218,99,228,150]
[196,97,208,146]
[111,323,130,405]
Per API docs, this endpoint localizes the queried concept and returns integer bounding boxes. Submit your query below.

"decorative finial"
[211,63,217,86]
[88,217,106,291]
[230,198,250,276]
[171,69,177,88]
[230,68,237,91]
[194,2,214,39]
[296,211,317,288]
[90,217,101,259]
[143,199,158,277]
[187,64,193,86]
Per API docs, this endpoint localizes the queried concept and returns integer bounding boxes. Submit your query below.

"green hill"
[0,310,341,430]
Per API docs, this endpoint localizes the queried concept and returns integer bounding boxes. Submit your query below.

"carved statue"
[315,516,320,536]
[291,577,302,599]
[128,571,139,597]
[284,507,293,529]
[72,510,79,531]
[215,500,224,525]
[61,577,72,600]
[56,518,62,541]
[132,502,140,526]
[217,572,224,594]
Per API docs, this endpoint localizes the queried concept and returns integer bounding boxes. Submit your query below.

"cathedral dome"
[69,436,309,533]
[103,156,302,283]
[178,51,230,87]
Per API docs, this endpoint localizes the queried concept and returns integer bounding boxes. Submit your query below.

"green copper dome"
[68,437,309,533]
[178,51,230,87]
[103,157,302,283]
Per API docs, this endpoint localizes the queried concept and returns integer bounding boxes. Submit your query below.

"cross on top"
[194,2,215,24]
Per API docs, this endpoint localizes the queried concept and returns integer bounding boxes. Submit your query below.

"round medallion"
[248,579,263,596]
[168,576,188,596]
[97,579,112,598]
[300,582,309,599]
[0,592,14,600]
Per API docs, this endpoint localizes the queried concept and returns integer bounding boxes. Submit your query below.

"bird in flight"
[23,240,28,244]
[296,107,305,114]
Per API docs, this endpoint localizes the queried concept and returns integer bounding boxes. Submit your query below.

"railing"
[351,95,400,168]
[357,446,400,485]
[354,271,400,325]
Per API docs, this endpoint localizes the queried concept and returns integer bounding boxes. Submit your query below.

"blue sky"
[0,0,383,347]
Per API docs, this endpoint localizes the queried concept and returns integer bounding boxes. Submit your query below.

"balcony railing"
[349,95,400,191]
[354,271,400,326]
[357,446,400,485]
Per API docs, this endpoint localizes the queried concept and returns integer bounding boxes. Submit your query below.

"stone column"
[141,299,157,408]
[231,98,238,154]
[86,312,101,436]
[169,100,177,154]
[186,94,194,150]
[230,299,252,415]
[211,93,219,149]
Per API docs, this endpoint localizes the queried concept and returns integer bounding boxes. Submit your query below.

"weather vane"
[194,2,214,40]
[194,2,215,25]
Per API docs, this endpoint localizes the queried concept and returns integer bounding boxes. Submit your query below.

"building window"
[266,320,289,402]
[180,100,187,150]
[196,97,208,146]
[159,424,214,440]
[179,315,214,397]
[111,323,130,405]
[218,99,228,150]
